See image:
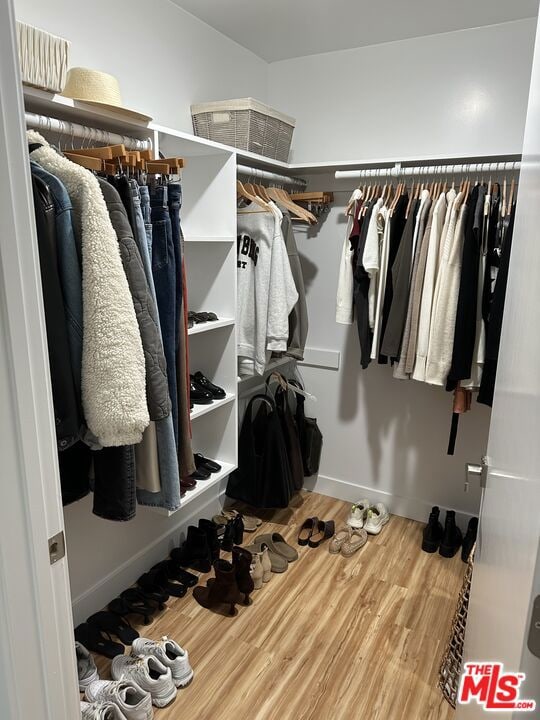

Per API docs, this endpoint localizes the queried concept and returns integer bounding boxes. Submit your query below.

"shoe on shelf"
[194,453,222,474]
[171,526,212,573]
[76,642,99,692]
[347,499,370,529]
[180,476,197,492]
[328,527,351,554]
[193,559,240,616]
[243,541,284,574]
[85,679,153,720]
[81,701,128,720]
[439,510,463,558]
[189,377,213,405]
[297,517,318,546]
[421,506,444,553]
[364,503,390,535]
[308,520,335,548]
[254,532,299,563]
[461,517,478,563]
[193,371,226,399]
[341,528,368,557]
[189,465,211,481]
[111,655,177,708]
[132,636,193,689]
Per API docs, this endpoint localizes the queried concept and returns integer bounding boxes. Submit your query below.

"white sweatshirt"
[362,199,386,331]
[237,206,298,376]
[336,191,362,324]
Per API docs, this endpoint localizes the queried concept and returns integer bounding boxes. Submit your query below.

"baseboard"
[310,473,476,527]
[71,485,227,625]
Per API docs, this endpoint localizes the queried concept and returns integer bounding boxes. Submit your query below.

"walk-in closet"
[1,1,540,719]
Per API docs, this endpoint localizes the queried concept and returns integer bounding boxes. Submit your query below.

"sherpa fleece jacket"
[28,131,149,446]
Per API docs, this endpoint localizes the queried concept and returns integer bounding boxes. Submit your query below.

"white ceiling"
[170,0,538,62]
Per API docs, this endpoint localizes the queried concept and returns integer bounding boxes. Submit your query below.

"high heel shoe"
[232,546,254,605]
[193,559,240,616]
[171,525,212,573]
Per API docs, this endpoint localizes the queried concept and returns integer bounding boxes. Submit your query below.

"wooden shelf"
[188,318,235,336]
[190,393,235,420]
[149,460,236,517]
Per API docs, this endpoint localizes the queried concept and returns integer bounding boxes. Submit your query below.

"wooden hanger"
[158,156,185,169]
[237,179,269,210]
[64,152,103,171]
[67,146,113,159]
[147,161,170,174]
[266,187,314,223]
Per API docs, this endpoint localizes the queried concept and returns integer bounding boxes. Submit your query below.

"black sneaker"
[421,506,443,553]
[439,510,463,558]
[461,517,478,563]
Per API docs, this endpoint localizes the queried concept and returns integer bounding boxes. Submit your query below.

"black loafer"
[193,371,226,399]
[190,377,213,404]
[190,466,211,480]
[194,453,222,474]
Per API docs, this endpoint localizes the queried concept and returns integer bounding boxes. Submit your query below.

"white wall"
[297,173,491,523]
[15,0,269,130]
[268,20,537,162]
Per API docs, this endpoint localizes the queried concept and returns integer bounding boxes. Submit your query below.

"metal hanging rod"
[335,160,521,181]
[237,163,306,188]
[25,111,152,151]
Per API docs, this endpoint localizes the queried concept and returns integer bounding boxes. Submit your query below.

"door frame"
[0,1,79,718]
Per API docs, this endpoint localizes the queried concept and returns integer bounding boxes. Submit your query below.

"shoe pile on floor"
[422,506,478,561]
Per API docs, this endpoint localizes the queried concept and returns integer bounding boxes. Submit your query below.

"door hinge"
[464,456,489,492]
[48,530,65,565]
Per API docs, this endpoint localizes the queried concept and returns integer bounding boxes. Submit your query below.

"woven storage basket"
[16,22,70,93]
[439,547,475,708]
[191,98,295,162]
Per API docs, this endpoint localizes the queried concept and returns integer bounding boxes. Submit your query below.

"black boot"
[232,546,254,606]
[221,520,235,552]
[233,515,244,545]
[439,511,463,558]
[461,517,478,563]
[171,526,211,573]
[199,518,221,563]
[421,506,443,553]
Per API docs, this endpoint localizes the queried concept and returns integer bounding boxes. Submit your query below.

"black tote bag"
[289,379,323,477]
[226,394,293,509]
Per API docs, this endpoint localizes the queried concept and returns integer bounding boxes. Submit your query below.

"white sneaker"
[81,700,127,719]
[132,636,193,688]
[111,654,177,708]
[347,499,370,528]
[86,680,153,720]
[364,503,390,534]
[76,642,99,692]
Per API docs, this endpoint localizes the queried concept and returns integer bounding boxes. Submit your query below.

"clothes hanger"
[346,188,362,216]
[237,179,269,210]
[266,186,314,222]
[63,152,103,171]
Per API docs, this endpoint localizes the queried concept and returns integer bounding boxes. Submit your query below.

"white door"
[457,12,540,719]
[0,1,80,718]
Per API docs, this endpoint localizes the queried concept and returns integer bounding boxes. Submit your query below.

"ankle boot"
[259,544,272,583]
[249,551,264,590]
[439,511,463,558]
[232,546,254,605]
[171,526,211,573]
[233,515,244,545]
[193,560,240,616]
[221,520,235,552]
[199,519,220,563]
[421,506,443,553]
[461,517,478,563]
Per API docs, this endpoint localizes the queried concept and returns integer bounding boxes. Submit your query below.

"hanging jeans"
[139,184,153,256]
[131,181,181,511]
[167,183,183,348]
[150,185,178,446]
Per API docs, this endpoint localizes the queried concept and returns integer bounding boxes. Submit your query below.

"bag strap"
[246,393,276,417]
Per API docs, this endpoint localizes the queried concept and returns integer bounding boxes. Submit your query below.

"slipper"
[153,559,198,588]
[75,622,124,659]
[109,594,155,625]
[297,517,319,546]
[120,587,168,612]
[243,541,287,573]
[87,611,139,645]
[254,533,298,562]
[308,520,335,548]
[140,567,187,598]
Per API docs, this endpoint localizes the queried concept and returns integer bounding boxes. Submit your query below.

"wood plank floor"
[93,491,465,720]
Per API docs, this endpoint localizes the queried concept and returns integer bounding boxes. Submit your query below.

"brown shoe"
[329,526,351,554]
[193,560,239,616]
[341,528,368,557]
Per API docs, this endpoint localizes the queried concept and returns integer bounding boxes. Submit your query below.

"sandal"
[109,595,154,625]
[74,622,124,659]
[254,533,298,562]
[308,520,335,548]
[298,517,319,546]
[140,567,187,599]
[87,611,139,645]
[121,587,168,612]
[152,560,198,588]
[213,509,261,533]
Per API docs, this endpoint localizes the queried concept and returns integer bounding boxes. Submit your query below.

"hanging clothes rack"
[335,159,521,181]
[25,111,152,151]
[237,163,306,188]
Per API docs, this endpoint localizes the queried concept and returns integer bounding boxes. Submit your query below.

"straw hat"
[61,67,152,123]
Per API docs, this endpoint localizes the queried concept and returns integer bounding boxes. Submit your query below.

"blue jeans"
[130,181,181,512]
[139,184,153,258]
[150,185,178,446]
[167,182,184,351]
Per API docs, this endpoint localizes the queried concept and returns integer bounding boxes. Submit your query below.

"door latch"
[527,595,540,659]
[48,530,65,565]
[465,456,489,492]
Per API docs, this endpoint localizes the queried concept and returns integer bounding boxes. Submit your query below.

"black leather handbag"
[226,394,294,508]
[289,379,323,477]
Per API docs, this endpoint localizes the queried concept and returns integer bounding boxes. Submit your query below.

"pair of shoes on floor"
[187,453,222,484]
[107,586,169,629]
[171,519,221,573]
[190,372,225,405]
[137,559,198,600]
[298,517,335,548]
[251,532,298,572]
[74,610,139,660]
[348,500,390,535]
[422,506,478,561]
[81,678,154,720]
[329,526,368,557]
[193,547,254,615]
[213,507,262,534]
